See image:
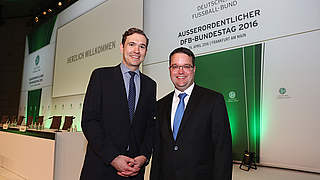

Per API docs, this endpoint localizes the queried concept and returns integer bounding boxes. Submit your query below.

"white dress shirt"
[170,83,195,131]
[120,62,140,110]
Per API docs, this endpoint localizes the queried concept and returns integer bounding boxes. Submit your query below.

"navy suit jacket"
[80,65,156,180]
[150,85,232,180]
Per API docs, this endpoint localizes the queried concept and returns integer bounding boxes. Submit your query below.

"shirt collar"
[174,83,195,97]
[120,62,140,77]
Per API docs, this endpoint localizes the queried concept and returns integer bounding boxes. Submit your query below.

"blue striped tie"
[128,71,136,123]
[173,93,187,140]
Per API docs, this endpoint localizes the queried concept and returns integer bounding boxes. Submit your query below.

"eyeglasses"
[170,64,194,71]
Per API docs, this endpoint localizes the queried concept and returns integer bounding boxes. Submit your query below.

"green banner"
[28,15,57,54]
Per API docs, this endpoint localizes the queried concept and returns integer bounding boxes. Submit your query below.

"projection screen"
[53,0,143,97]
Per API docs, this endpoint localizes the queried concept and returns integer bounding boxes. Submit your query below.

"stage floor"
[1,164,319,180]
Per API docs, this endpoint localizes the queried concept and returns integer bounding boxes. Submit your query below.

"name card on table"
[19,126,27,132]
[3,124,8,129]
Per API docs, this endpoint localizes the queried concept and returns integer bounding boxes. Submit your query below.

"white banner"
[53,0,143,97]
[144,0,320,64]
[21,43,55,91]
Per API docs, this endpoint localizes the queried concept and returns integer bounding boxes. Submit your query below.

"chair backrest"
[62,116,74,130]
[1,115,8,124]
[49,116,62,129]
[37,116,44,125]
[9,115,17,123]
[17,116,25,125]
[26,116,33,126]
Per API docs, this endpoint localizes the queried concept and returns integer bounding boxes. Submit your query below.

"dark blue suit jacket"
[150,85,232,180]
[80,65,156,180]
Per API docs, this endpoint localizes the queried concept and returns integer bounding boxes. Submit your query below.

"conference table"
[0,125,87,180]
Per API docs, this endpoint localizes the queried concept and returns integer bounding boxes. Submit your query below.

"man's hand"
[117,155,147,177]
[133,155,147,169]
[110,155,140,177]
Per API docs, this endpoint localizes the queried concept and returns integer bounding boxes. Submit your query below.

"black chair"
[9,115,17,123]
[62,116,75,130]
[49,116,62,129]
[37,116,44,125]
[1,115,9,124]
[26,116,33,126]
[17,116,25,126]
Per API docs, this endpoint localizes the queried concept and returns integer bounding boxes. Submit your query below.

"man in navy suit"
[150,47,232,180]
[80,28,156,180]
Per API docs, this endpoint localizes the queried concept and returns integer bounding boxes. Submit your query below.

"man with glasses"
[150,47,232,180]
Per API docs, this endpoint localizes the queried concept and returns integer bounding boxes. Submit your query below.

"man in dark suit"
[150,47,232,180]
[80,28,156,180]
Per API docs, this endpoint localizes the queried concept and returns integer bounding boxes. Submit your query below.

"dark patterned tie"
[128,71,136,123]
[173,93,187,140]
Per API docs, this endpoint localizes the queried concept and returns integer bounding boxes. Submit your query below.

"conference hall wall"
[143,0,320,173]
[19,0,143,131]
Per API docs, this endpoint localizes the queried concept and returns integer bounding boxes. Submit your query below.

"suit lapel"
[113,65,131,123]
[131,71,149,125]
[176,85,202,141]
[164,93,174,141]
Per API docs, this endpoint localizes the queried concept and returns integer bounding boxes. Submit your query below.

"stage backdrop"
[143,0,320,173]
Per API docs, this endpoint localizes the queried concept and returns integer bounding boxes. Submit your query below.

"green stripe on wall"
[28,15,57,54]
[244,44,262,162]
[27,89,42,124]
[195,44,262,161]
